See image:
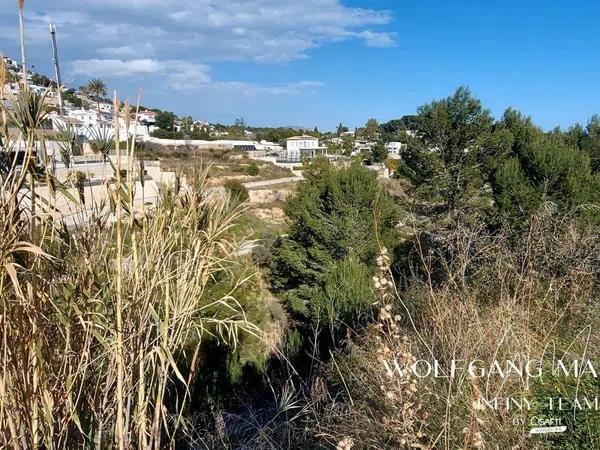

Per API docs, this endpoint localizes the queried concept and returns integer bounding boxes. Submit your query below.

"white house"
[51,109,109,139]
[385,141,405,159]
[136,110,157,124]
[285,135,326,160]
[352,140,376,156]
[98,102,113,114]
[258,140,282,152]
[51,108,151,141]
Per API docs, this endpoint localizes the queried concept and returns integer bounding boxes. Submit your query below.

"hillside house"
[285,135,326,160]
[385,141,405,159]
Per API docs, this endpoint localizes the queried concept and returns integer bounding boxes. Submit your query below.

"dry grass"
[306,211,600,449]
[0,49,262,448]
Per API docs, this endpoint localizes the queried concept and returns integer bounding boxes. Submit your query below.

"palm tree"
[16,0,27,88]
[86,78,107,110]
[78,84,89,97]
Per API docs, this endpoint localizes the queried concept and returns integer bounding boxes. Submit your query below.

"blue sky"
[1,0,599,131]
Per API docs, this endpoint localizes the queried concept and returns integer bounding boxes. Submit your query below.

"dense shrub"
[245,162,260,176]
[224,179,249,202]
[150,128,185,139]
[271,159,399,333]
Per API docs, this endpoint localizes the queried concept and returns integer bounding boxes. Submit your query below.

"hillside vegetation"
[2,43,600,449]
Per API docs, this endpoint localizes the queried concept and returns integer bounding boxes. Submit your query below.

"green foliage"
[583,116,600,173]
[150,128,184,139]
[54,122,82,168]
[493,156,541,226]
[252,127,299,143]
[197,262,282,386]
[490,108,600,226]
[563,116,600,173]
[271,159,398,330]
[245,162,260,176]
[224,179,249,203]
[394,87,494,212]
[31,73,56,88]
[393,89,600,228]
[365,118,379,141]
[88,125,115,160]
[190,126,213,140]
[155,110,177,131]
[341,134,354,155]
[62,88,82,107]
[84,78,107,107]
[371,142,388,163]
[531,373,600,449]
[336,122,349,136]
[307,257,375,328]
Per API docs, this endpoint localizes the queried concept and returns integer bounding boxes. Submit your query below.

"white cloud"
[211,80,324,96]
[97,44,156,58]
[67,58,322,95]
[166,61,212,89]
[1,0,386,121]
[14,0,395,63]
[70,58,167,77]
[357,30,397,48]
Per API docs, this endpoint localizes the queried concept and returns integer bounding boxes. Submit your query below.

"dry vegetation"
[310,213,600,449]
[0,56,265,448]
[3,5,600,449]
[139,143,293,183]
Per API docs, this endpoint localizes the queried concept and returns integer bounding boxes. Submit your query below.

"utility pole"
[49,23,64,113]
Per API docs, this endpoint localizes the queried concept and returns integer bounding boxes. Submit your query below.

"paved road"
[243,175,303,189]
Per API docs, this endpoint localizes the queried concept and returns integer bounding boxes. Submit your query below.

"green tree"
[181,116,193,134]
[380,118,405,142]
[271,159,398,332]
[371,142,388,163]
[155,110,177,131]
[582,115,600,173]
[63,89,82,108]
[85,78,107,110]
[336,122,348,137]
[341,134,354,156]
[31,73,55,88]
[365,118,379,141]
[395,87,494,212]
[491,108,600,227]
[150,128,183,139]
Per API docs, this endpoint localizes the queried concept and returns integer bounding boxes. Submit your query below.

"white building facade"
[50,108,151,141]
[385,141,406,159]
[285,135,325,160]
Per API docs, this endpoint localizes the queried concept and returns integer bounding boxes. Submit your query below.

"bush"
[150,128,184,139]
[531,373,600,449]
[251,243,273,267]
[224,179,249,202]
[271,159,399,336]
[245,162,260,176]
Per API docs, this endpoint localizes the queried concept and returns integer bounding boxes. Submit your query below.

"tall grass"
[304,211,600,449]
[0,39,261,447]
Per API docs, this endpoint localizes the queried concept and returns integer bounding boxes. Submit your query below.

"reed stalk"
[113,92,125,450]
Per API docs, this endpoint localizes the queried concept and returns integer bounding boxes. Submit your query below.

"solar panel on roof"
[234,145,257,151]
